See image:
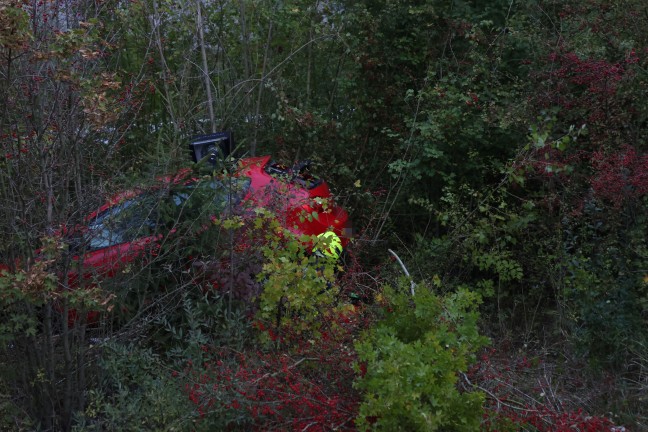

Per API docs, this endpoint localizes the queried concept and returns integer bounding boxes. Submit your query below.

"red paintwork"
[236,156,349,244]
[68,236,160,284]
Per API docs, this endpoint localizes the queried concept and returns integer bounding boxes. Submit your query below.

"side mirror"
[190,131,233,166]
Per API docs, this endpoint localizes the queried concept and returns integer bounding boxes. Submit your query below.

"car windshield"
[171,177,251,212]
[83,176,251,251]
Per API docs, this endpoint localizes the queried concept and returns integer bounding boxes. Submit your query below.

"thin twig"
[460,372,540,413]
[387,249,416,296]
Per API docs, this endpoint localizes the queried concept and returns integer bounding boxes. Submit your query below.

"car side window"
[83,176,251,251]
[86,194,159,250]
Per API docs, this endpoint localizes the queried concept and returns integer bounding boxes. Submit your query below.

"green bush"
[354,283,488,431]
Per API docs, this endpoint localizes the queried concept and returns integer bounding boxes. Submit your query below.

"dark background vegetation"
[1,0,646,430]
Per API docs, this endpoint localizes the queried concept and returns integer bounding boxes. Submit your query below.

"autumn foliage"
[1,0,647,430]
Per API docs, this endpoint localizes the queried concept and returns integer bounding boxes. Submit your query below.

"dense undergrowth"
[1,0,647,430]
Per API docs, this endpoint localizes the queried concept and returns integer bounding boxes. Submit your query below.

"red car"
[45,155,349,324]
[64,154,350,290]
[0,133,351,323]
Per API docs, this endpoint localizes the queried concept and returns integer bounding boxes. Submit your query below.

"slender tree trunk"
[251,21,273,156]
[238,0,252,136]
[306,23,313,106]
[151,0,179,134]
[196,0,216,132]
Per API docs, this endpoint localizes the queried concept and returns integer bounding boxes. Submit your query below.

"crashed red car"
[0,132,351,323]
[59,152,350,301]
